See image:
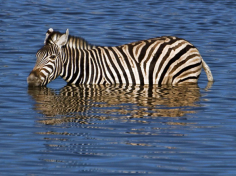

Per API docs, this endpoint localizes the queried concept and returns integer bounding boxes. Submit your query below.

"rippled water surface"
[1,1,236,175]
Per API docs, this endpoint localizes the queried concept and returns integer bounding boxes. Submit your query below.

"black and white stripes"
[27,28,213,86]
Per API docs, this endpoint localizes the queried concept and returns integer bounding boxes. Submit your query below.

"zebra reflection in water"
[28,84,206,125]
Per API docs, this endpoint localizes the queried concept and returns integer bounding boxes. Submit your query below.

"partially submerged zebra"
[27,28,213,86]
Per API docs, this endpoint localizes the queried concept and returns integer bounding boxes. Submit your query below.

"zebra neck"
[60,47,100,84]
[59,35,98,83]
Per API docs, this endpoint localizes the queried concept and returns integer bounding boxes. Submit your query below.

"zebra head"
[27,28,69,86]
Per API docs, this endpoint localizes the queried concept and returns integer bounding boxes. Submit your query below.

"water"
[1,0,236,175]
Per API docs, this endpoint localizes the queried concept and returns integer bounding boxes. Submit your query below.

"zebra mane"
[44,29,93,49]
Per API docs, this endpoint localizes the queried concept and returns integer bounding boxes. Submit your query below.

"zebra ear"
[44,28,54,45]
[55,29,69,47]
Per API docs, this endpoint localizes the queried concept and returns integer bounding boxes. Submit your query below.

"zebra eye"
[50,55,56,59]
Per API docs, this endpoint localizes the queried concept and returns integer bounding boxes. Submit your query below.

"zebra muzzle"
[27,71,43,87]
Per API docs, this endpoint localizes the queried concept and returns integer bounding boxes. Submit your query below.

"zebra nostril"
[27,71,42,86]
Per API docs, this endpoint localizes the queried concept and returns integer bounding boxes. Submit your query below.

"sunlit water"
[1,1,236,175]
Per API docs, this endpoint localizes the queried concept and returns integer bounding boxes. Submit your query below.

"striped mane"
[44,29,93,49]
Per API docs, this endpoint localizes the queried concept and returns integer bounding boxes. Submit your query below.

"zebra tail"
[202,58,214,82]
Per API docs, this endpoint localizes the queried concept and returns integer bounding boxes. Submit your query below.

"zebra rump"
[27,28,213,86]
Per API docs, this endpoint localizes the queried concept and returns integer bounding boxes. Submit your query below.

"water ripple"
[1,0,236,175]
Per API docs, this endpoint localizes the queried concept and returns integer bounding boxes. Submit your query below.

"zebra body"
[27,28,213,86]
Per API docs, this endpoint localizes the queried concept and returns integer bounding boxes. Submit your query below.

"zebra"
[27,28,213,86]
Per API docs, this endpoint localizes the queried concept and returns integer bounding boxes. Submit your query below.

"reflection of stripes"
[37,29,213,85]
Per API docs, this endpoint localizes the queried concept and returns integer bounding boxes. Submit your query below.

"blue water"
[1,0,236,175]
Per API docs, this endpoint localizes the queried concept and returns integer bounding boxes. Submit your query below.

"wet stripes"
[48,35,203,85]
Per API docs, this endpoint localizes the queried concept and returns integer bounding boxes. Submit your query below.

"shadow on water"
[27,83,210,125]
